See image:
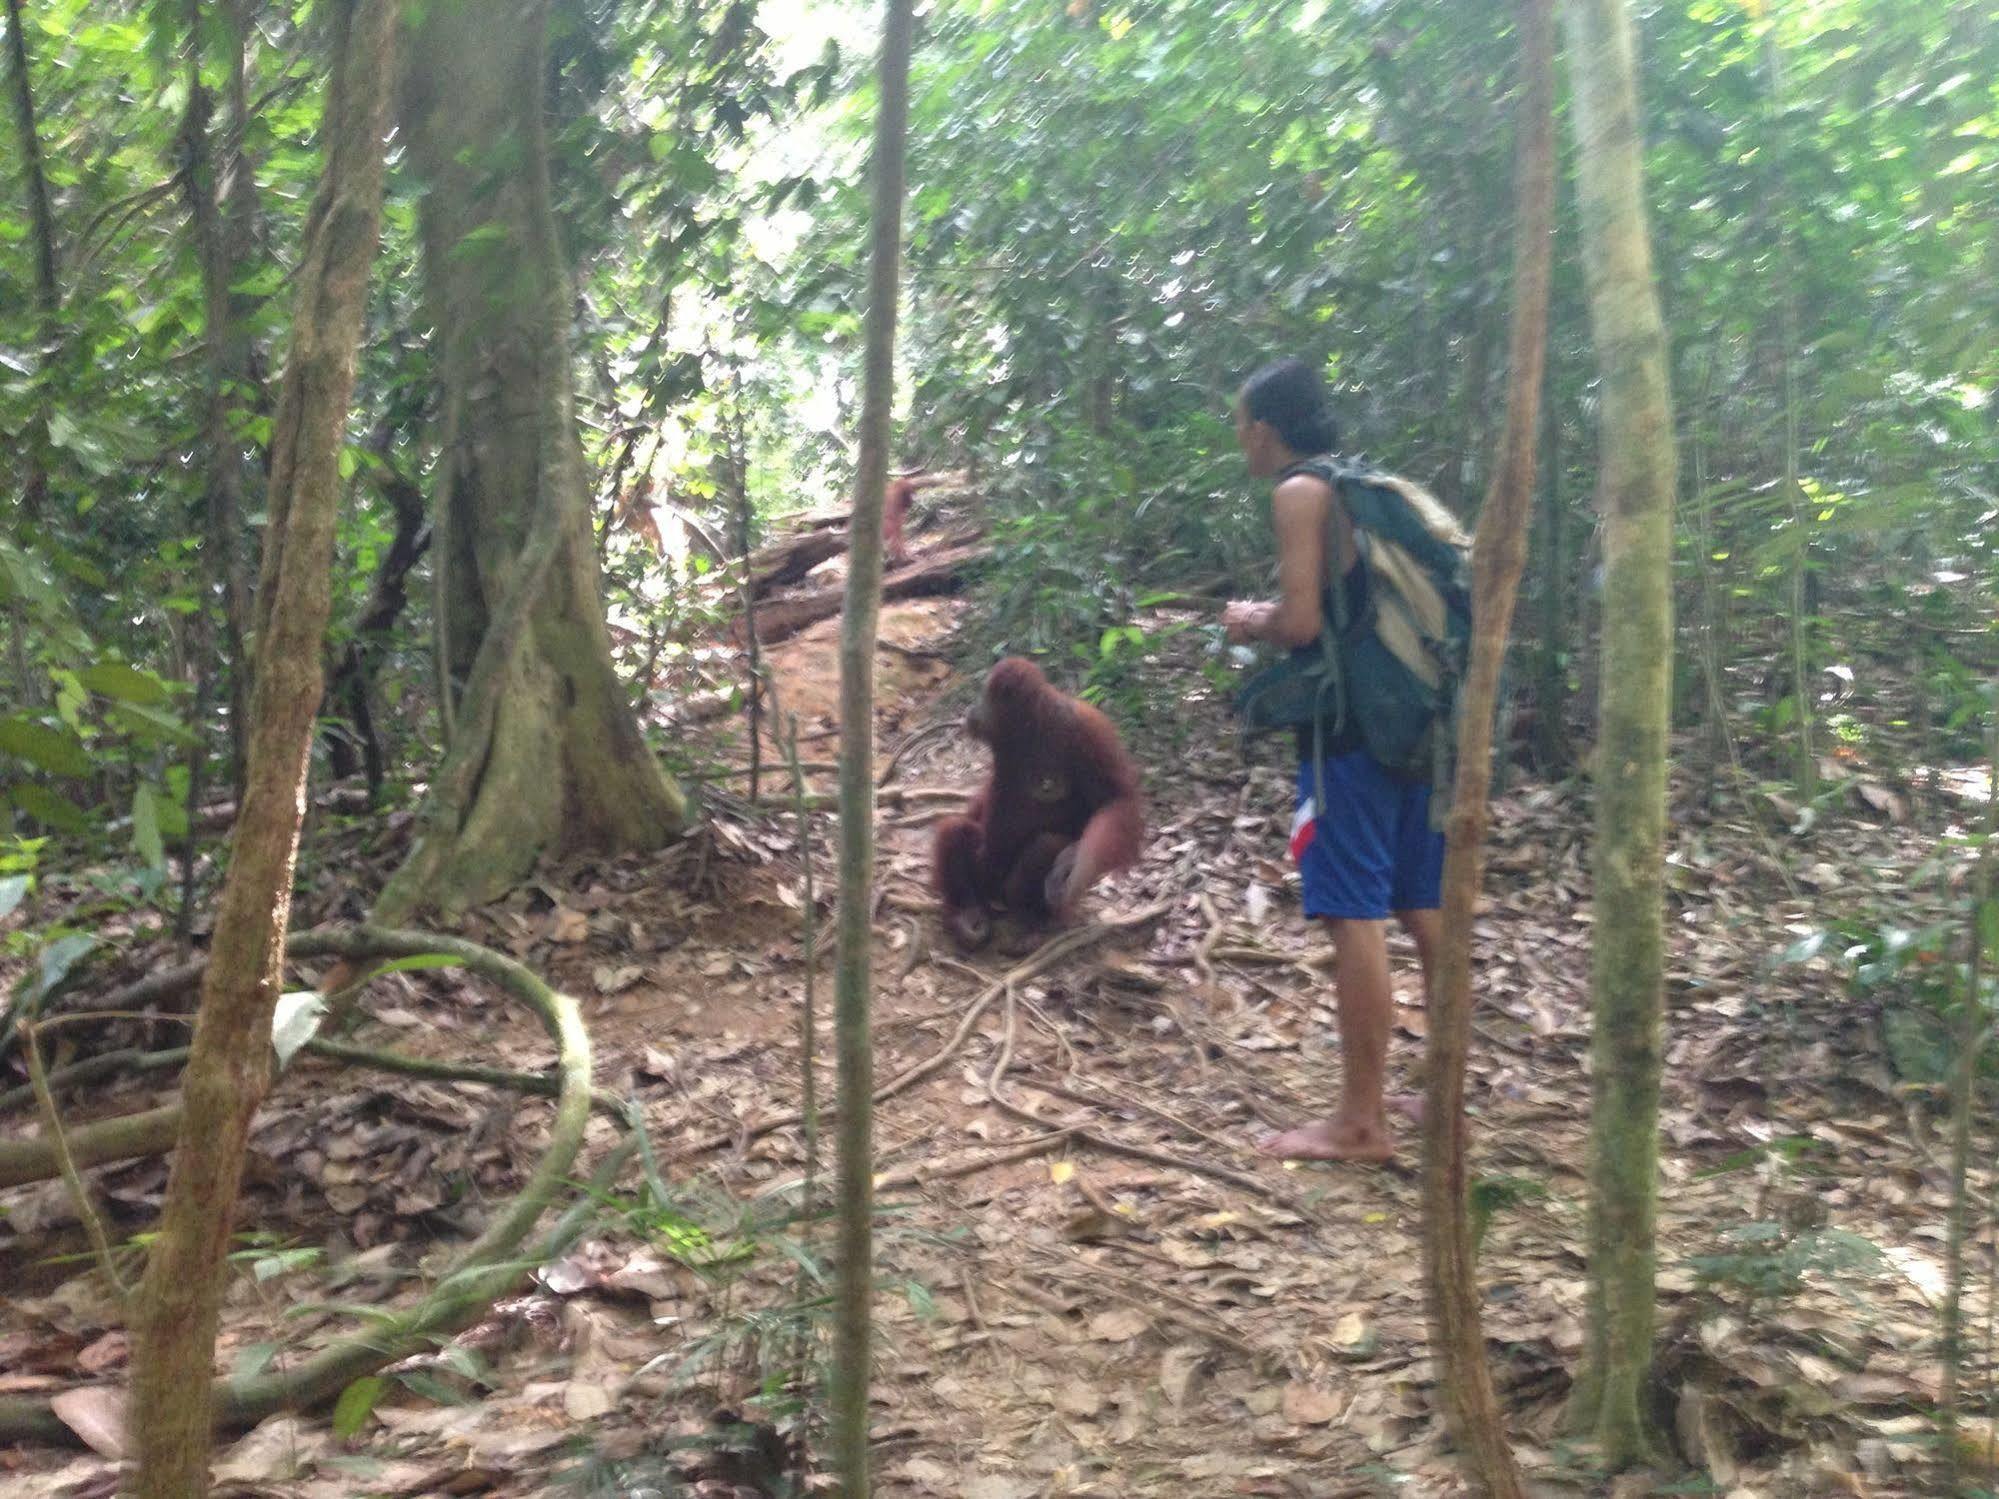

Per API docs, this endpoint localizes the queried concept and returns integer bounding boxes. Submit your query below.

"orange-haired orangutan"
[931,657,1145,951]
[881,470,955,565]
[883,477,916,565]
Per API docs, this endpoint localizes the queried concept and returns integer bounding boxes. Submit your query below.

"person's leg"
[1397,905,1442,992]
[1386,778,1449,1124]
[1258,754,1398,1163]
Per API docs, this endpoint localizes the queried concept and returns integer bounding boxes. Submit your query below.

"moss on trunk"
[383,0,685,922]
[1561,0,1678,1470]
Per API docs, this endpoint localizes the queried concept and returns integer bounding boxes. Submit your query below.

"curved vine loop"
[0,924,604,1445]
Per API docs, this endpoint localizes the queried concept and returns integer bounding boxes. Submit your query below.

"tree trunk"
[1533,383,1569,772]
[1561,0,1677,1469]
[1421,3,1555,1495]
[126,2,398,1492]
[831,3,914,1492]
[324,427,430,796]
[1763,28,1815,801]
[1939,736,1995,1485]
[382,0,686,922]
[5,0,60,705]
[175,0,258,793]
[724,359,764,799]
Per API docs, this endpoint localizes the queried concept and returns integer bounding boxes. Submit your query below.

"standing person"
[1221,357,1442,1164]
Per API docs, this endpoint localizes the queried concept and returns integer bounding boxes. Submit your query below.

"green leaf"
[332,1375,387,1439]
[904,1279,939,1321]
[33,932,98,1003]
[227,265,285,298]
[9,783,91,834]
[78,662,172,705]
[155,789,189,841]
[107,702,195,746]
[0,716,92,777]
[395,1370,476,1406]
[436,1344,492,1384]
[132,784,164,871]
[251,1247,324,1283]
[271,991,328,1070]
[1979,896,1998,967]
[54,672,88,731]
[231,1342,279,1382]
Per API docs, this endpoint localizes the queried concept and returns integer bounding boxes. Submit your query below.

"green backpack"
[1233,456,1473,826]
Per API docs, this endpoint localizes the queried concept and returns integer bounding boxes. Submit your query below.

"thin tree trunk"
[1759,20,1823,799]
[5,0,60,704]
[176,0,258,792]
[831,3,914,1492]
[1533,381,1569,772]
[381,0,686,923]
[126,3,398,1492]
[1562,0,1677,1469]
[1940,729,1996,1484]
[2,0,55,326]
[3,0,58,418]
[325,437,430,796]
[1689,353,1727,811]
[1421,3,1555,1495]
[1764,24,1815,800]
[726,358,764,801]
[175,0,255,842]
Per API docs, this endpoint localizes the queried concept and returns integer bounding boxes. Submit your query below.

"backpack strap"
[1276,455,1352,812]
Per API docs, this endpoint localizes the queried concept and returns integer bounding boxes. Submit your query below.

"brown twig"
[672,902,1173,1164]
[1030,1254,1271,1367]
[1017,1072,1244,1156]
[980,982,1298,1209]
[875,1129,1075,1193]
[22,1023,133,1305]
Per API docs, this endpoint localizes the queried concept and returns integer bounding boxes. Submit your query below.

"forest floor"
[1,557,1995,1498]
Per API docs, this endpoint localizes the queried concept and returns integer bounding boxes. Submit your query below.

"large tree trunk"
[1561,0,1677,1469]
[1420,3,1554,1495]
[382,0,686,922]
[126,2,399,1491]
[831,3,914,1493]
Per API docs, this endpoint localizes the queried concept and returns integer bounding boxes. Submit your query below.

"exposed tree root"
[978,979,1304,1212]
[671,902,1171,1165]
[0,932,620,1188]
[0,1036,620,1164]
[0,1102,183,1190]
[0,924,600,1447]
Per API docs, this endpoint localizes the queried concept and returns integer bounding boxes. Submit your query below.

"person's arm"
[1223,475,1341,648]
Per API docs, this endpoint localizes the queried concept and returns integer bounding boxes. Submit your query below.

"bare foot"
[1255,1118,1396,1164]
[1389,1092,1425,1126]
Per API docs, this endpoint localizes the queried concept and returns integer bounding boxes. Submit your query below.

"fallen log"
[729,540,985,648]
[749,526,848,595]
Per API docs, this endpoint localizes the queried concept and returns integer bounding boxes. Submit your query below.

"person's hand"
[1221,600,1269,645]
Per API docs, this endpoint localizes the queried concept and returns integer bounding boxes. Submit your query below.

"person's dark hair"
[1241,357,1339,454]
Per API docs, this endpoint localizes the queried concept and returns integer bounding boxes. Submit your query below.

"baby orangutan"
[931,657,1144,951]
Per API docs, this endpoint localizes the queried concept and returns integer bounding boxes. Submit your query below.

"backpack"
[1232,456,1473,828]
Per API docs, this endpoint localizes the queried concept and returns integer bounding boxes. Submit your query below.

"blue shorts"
[1289,752,1444,919]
